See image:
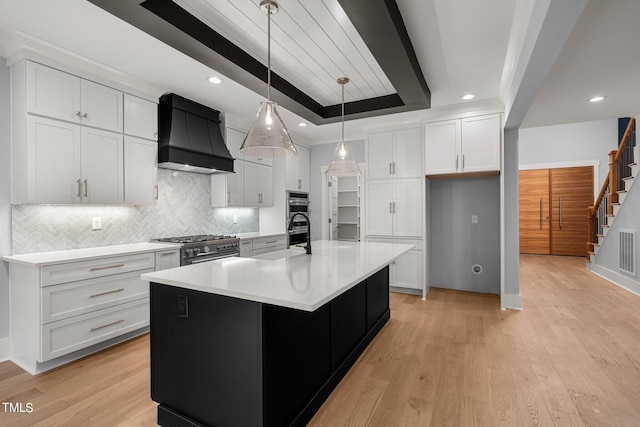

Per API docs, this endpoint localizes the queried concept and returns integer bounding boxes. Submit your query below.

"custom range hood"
[158,93,234,174]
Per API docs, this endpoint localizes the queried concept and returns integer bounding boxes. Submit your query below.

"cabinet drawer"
[40,299,149,362]
[41,252,156,286]
[41,268,152,324]
[252,235,286,251]
[252,245,287,256]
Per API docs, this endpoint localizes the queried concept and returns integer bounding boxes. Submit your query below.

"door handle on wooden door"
[559,197,563,229]
[539,198,543,229]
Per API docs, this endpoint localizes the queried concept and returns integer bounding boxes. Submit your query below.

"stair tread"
[622,176,635,181]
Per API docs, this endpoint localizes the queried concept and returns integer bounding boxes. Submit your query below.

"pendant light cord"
[341,81,345,143]
[267,5,271,102]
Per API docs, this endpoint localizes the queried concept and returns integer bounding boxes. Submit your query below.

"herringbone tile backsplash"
[12,169,258,254]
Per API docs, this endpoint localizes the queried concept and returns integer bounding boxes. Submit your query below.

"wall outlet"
[92,217,102,230]
[233,215,238,224]
[471,215,478,224]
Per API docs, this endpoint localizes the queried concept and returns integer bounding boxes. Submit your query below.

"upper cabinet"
[27,61,123,133]
[424,113,501,175]
[12,58,158,205]
[367,128,422,180]
[286,145,310,192]
[124,94,158,140]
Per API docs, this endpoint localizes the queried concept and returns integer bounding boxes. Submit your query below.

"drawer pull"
[90,319,124,332]
[265,240,278,244]
[89,288,125,298]
[89,263,125,272]
[162,252,178,256]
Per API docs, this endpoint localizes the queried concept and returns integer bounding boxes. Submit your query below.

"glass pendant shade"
[240,101,297,158]
[240,0,297,158]
[326,77,361,176]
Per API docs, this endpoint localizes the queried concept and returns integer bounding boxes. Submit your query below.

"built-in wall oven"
[287,191,310,247]
[153,235,240,265]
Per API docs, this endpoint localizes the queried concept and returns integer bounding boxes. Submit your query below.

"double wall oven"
[287,191,310,247]
[153,235,240,265]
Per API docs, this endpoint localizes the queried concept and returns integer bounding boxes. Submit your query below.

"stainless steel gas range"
[153,234,240,265]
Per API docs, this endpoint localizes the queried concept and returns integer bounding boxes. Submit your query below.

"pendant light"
[326,77,361,176]
[240,0,297,158]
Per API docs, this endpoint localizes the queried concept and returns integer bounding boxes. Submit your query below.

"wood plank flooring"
[2,255,640,426]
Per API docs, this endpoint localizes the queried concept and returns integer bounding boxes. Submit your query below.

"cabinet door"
[81,80,123,133]
[258,164,273,207]
[424,120,460,175]
[365,181,393,236]
[81,127,123,204]
[366,132,393,180]
[239,240,253,257]
[460,114,501,173]
[392,250,423,290]
[225,128,245,160]
[124,136,157,205]
[392,128,422,178]
[27,116,82,204]
[211,160,244,207]
[27,61,82,123]
[392,179,423,237]
[243,161,259,207]
[124,94,158,140]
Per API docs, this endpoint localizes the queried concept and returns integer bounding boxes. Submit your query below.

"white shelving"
[337,176,360,242]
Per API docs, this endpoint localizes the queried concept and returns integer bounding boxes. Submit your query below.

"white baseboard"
[502,292,522,310]
[587,263,640,296]
[0,337,10,362]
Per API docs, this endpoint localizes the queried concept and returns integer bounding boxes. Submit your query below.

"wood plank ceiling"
[87,0,431,125]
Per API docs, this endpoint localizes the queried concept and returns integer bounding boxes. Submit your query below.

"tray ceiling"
[88,0,431,125]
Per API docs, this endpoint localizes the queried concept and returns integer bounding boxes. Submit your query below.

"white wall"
[519,119,618,190]
[1,57,11,341]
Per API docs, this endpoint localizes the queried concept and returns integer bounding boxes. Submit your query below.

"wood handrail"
[613,117,636,162]
[593,174,609,211]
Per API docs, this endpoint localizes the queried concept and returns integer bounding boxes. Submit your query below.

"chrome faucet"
[288,212,312,254]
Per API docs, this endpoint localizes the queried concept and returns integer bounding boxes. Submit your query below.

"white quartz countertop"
[2,242,183,266]
[141,240,413,311]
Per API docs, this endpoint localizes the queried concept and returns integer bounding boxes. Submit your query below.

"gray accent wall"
[12,169,259,254]
[309,140,365,241]
[429,176,501,294]
[1,57,11,339]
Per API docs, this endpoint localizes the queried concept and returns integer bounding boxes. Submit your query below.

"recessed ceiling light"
[208,76,222,84]
[298,122,307,127]
[589,96,605,103]
[462,93,475,101]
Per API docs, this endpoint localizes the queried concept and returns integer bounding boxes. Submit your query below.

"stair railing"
[587,118,636,259]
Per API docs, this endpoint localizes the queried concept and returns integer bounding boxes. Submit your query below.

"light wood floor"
[2,255,640,426]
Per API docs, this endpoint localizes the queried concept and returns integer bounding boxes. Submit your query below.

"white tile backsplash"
[11,169,258,254]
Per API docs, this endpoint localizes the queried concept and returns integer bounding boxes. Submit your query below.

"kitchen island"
[141,240,413,427]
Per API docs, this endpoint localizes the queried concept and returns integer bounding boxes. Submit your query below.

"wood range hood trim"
[87,0,431,125]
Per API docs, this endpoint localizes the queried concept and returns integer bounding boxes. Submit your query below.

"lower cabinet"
[8,247,179,374]
[251,234,287,256]
[366,237,424,293]
[151,266,390,427]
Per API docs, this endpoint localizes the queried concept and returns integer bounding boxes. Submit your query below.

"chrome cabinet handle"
[389,163,393,175]
[162,251,178,256]
[390,202,393,214]
[393,202,396,213]
[559,197,563,229]
[90,319,124,332]
[90,288,124,298]
[392,162,396,174]
[155,185,159,200]
[82,112,88,118]
[456,155,459,171]
[462,155,465,170]
[83,179,88,197]
[89,263,125,272]
[265,240,278,244]
[77,179,82,198]
[76,111,82,118]
[227,191,231,203]
[298,179,301,189]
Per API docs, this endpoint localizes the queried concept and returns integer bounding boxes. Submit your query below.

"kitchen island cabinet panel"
[150,264,392,427]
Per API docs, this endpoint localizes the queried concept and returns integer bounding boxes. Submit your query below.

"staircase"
[587,118,637,263]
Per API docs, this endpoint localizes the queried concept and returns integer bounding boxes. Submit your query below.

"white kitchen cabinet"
[240,239,253,257]
[425,114,501,175]
[365,179,422,237]
[225,127,245,160]
[366,237,423,292]
[155,249,180,270]
[124,94,158,140]
[366,128,422,180]
[286,144,310,192]
[124,136,158,205]
[211,160,244,207]
[6,247,179,374]
[81,127,124,204]
[251,234,287,255]
[20,116,123,204]
[244,162,273,207]
[27,61,123,133]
